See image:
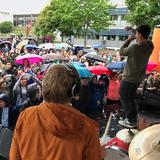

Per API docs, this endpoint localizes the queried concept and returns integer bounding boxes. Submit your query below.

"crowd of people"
[0,26,160,128]
[0,35,124,130]
[0,24,160,159]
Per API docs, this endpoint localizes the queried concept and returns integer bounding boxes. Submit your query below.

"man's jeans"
[120,80,140,123]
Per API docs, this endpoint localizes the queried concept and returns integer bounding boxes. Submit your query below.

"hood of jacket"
[37,102,98,139]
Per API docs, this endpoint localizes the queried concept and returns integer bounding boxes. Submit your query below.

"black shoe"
[118,119,137,128]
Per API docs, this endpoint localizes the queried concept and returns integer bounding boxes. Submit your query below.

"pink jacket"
[107,79,120,100]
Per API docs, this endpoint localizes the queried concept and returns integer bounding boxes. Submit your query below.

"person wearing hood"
[10,64,102,160]
[118,25,154,128]
[0,93,13,129]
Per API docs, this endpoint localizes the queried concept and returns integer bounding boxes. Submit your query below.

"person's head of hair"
[90,75,97,84]
[42,64,79,104]
[80,77,89,86]
[6,61,13,70]
[23,58,30,67]
[136,25,151,39]
[110,71,118,80]
[20,75,28,86]
[0,94,11,107]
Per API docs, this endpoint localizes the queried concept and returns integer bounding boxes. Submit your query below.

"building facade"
[13,14,39,26]
[100,0,131,48]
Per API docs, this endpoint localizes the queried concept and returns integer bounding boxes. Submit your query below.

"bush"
[0,21,13,33]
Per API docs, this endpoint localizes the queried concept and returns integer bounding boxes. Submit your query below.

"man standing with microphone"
[119,25,154,128]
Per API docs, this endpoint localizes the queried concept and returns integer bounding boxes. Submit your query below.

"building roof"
[99,29,132,36]
[108,7,129,15]
[13,14,39,17]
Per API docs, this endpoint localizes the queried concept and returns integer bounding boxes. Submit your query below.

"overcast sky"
[0,0,50,14]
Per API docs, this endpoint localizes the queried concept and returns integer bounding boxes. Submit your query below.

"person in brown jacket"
[9,64,102,160]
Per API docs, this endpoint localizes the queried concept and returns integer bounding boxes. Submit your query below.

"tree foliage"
[126,0,160,28]
[0,21,13,33]
[34,0,113,42]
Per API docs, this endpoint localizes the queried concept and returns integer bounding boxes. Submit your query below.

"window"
[121,15,126,21]
[107,35,116,41]
[111,15,118,21]
[96,35,99,39]
[119,36,128,41]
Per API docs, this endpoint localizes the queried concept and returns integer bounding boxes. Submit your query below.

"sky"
[0,0,50,14]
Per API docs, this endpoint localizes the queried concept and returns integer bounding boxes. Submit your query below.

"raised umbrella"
[84,54,106,63]
[87,65,112,75]
[15,54,44,64]
[72,63,92,78]
[25,44,39,50]
[107,61,157,72]
[39,43,55,50]
[42,53,65,61]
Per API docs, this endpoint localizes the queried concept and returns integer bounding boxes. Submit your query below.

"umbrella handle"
[44,63,52,73]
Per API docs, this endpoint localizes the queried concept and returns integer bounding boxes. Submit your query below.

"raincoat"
[10,102,101,160]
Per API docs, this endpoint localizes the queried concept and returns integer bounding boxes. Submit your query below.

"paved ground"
[87,107,124,138]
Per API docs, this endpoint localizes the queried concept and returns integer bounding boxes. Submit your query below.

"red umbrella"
[146,61,158,72]
[87,65,112,75]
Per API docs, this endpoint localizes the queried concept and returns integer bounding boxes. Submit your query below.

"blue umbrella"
[25,44,39,50]
[72,64,92,78]
[107,61,126,71]
[71,61,86,67]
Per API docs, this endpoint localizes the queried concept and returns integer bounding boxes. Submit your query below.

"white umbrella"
[39,43,55,49]
[53,43,71,50]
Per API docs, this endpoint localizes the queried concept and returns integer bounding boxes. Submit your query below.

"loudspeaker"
[0,125,13,159]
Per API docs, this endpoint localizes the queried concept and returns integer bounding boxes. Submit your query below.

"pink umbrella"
[42,53,64,60]
[15,54,44,64]
[146,61,158,72]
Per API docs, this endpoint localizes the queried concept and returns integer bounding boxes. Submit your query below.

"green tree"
[126,0,160,28]
[34,0,113,47]
[0,21,13,33]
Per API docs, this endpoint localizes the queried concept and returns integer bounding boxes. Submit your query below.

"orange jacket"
[10,102,102,160]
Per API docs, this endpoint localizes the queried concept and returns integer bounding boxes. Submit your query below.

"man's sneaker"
[118,119,137,128]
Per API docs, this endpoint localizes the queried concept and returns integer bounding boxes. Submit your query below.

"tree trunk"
[61,32,64,42]
[61,35,64,42]
[84,33,87,48]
